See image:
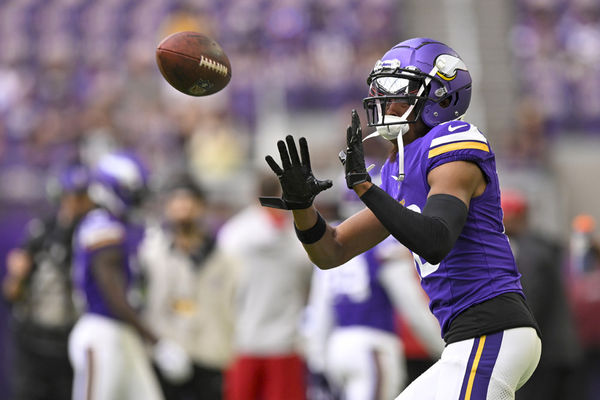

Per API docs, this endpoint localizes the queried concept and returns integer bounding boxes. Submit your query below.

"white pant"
[396,327,541,400]
[69,314,164,400]
[325,327,406,400]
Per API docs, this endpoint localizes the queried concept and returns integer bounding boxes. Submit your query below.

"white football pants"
[325,327,406,400]
[69,313,164,400]
[395,327,541,400]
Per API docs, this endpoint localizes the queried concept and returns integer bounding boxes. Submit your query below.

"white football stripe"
[430,127,488,147]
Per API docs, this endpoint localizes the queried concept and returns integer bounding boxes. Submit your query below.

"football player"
[260,38,541,400]
[68,152,191,400]
[2,163,90,400]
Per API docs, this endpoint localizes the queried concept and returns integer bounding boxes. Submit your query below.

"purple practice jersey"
[380,121,523,337]
[72,208,139,319]
[328,245,396,333]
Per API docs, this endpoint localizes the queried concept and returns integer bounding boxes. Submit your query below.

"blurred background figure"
[1,163,90,400]
[567,214,600,400]
[303,183,444,400]
[68,151,190,400]
[139,175,239,400]
[217,174,313,400]
[501,188,583,400]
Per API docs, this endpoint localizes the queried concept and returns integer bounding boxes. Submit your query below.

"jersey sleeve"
[76,210,126,252]
[425,123,495,181]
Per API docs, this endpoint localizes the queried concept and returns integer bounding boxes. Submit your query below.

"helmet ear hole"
[439,97,452,108]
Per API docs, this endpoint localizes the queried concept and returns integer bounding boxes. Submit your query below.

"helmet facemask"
[363,64,440,141]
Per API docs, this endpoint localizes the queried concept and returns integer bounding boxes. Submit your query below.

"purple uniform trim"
[459,331,504,400]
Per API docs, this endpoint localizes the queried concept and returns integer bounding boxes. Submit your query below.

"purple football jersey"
[329,246,396,333]
[380,121,522,337]
[72,208,138,319]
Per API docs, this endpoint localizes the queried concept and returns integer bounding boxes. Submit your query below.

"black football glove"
[260,135,333,210]
[339,109,371,189]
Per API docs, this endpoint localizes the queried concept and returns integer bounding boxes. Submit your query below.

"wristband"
[294,213,327,244]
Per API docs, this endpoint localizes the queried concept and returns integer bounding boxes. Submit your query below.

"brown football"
[156,31,232,96]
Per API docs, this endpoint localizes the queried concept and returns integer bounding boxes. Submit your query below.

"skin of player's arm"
[91,247,158,345]
[292,202,390,270]
[426,160,487,204]
[2,249,33,302]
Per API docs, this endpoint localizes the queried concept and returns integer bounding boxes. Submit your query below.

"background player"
[2,164,90,400]
[68,152,191,400]
[261,38,541,399]
[303,182,444,400]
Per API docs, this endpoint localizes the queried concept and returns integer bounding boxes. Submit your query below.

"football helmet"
[88,151,148,216]
[46,163,90,201]
[363,38,472,140]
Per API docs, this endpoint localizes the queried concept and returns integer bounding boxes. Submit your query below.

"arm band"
[295,212,327,244]
[360,185,468,264]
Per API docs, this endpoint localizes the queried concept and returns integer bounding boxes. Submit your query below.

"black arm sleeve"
[360,185,468,264]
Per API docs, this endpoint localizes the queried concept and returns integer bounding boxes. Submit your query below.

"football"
[156,31,232,97]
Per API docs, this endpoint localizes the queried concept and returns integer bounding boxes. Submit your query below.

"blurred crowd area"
[506,0,600,160]
[0,0,396,210]
[0,0,599,207]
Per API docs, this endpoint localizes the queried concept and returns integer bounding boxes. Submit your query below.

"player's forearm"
[303,226,347,269]
[293,207,387,269]
[292,208,345,269]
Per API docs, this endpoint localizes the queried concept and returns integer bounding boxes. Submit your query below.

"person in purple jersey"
[69,152,192,400]
[260,38,541,399]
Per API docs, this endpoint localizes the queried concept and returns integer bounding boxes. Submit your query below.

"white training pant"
[325,327,406,400]
[395,327,541,400]
[69,314,164,400]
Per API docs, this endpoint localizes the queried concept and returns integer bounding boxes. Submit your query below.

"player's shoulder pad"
[77,209,126,250]
[426,121,489,159]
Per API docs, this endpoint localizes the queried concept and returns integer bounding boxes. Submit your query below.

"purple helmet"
[46,163,90,201]
[88,151,149,216]
[363,38,472,132]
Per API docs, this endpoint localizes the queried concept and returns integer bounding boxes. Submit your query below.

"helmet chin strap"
[363,112,412,182]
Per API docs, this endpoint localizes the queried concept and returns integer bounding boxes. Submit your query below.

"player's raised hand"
[339,109,371,188]
[260,135,333,210]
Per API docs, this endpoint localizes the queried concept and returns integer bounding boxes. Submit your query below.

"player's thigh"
[486,327,541,399]
[122,327,164,400]
[69,315,128,399]
[394,358,442,400]
[396,336,492,400]
[327,328,404,400]
[397,327,541,400]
